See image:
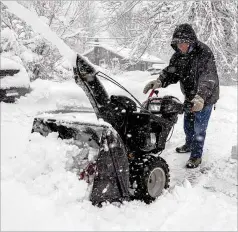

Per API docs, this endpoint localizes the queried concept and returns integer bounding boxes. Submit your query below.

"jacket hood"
[171,24,198,51]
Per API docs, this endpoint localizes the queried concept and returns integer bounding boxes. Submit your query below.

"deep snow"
[1,70,237,231]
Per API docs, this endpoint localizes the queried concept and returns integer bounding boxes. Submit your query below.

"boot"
[186,157,202,168]
[175,144,191,153]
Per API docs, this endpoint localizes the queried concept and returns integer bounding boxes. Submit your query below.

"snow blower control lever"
[148,89,159,98]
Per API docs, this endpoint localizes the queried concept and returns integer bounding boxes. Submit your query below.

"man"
[143,24,219,168]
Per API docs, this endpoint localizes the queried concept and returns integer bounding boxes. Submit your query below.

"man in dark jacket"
[143,24,219,168]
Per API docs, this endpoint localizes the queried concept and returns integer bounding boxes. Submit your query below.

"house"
[82,42,165,71]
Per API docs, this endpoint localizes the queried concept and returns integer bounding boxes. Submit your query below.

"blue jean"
[184,105,213,158]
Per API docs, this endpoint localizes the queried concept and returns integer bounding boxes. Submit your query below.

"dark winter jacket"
[159,24,219,105]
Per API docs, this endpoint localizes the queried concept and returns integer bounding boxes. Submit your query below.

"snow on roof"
[83,43,165,64]
[152,63,167,69]
[82,47,94,56]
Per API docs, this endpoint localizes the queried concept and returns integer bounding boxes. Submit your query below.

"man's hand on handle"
[143,78,204,112]
[143,79,162,94]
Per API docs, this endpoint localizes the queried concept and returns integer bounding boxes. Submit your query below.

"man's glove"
[143,79,162,94]
[191,95,204,112]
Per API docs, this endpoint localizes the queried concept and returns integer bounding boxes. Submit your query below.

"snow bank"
[0,56,30,89]
[18,79,91,111]
[12,132,91,203]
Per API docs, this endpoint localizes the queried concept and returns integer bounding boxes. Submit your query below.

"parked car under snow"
[0,56,30,103]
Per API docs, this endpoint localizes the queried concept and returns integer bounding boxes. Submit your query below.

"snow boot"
[175,144,191,153]
[186,157,202,169]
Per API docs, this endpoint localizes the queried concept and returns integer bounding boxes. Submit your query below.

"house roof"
[82,44,165,64]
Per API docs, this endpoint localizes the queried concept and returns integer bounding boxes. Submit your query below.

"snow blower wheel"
[130,156,170,204]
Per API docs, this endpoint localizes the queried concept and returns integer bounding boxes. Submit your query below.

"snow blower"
[31,54,185,206]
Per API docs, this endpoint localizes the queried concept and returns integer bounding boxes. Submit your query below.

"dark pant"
[184,105,213,158]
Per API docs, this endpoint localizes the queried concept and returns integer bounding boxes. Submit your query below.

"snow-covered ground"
[1,71,237,231]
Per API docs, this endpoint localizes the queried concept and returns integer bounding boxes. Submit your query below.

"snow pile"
[0,56,30,89]
[12,132,91,204]
[17,79,91,111]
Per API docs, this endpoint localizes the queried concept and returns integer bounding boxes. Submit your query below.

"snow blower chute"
[31,54,185,206]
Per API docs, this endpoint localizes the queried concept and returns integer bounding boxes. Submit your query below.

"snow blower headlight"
[148,103,161,112]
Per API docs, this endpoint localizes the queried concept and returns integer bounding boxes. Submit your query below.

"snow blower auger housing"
[31,54,184,206]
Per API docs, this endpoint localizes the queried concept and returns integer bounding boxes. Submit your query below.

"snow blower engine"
[31,55,186,206]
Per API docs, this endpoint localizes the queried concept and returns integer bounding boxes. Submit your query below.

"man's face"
[177,43,190,53]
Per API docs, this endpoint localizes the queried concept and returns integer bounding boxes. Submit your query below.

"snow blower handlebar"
[148,89,159,98]
[148,89,155,98]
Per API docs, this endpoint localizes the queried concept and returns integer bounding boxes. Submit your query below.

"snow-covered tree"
[101,1,143,47]
[103,0,237,84]
[1,0,236,84]
[185,0,238,84]
[19,1,98,52]
[1,1,98,80]
[1,2,41,80]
